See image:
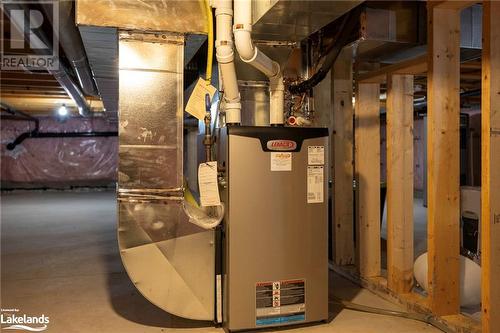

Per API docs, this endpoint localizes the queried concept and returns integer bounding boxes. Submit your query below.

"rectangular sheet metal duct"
[117,32,214,321]
[76,0,208,34]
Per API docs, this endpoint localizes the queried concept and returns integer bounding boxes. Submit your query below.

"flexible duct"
[233,0,284,125]
[214,0,241,124]
[288,7,360,95]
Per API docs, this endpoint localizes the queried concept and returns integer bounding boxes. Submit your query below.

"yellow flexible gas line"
[184,182,201,207]
[205,0,214,84]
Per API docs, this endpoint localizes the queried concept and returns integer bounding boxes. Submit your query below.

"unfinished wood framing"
[332,48,354,265]
[331,264,481,333]
[427,3,461,316]
[481,1,500,332]
[357,55,427,84]
[354,83,381,278]
[386,74,414,294]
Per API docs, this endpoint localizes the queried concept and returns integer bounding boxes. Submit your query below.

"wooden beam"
[354,83,381,278]
[481,2,500,332]
[386,74,414,294]
[357,55,427,84]
[460,61,482,70]
[357,56,482,85]
[332,47,355,265]
[427,3,461,316]
[428,0,479,10]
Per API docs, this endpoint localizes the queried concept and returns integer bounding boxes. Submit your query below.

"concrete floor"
[1,191,440,333]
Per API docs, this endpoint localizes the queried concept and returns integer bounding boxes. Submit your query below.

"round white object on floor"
[413,252,481,307]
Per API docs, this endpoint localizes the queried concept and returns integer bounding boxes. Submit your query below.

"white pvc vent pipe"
[214,0,241,124]
[233,0,284,125]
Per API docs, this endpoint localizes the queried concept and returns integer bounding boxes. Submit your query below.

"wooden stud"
[354,83,381,278]
[481,1,500,332]
[428,0,478,11]
[427,3,461,316]
[386,74,414,294]
[332,47,355,265]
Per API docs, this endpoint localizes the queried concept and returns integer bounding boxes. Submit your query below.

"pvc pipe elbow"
[233,29,255,62]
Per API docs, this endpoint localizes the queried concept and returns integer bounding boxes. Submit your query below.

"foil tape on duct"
[118,32,214,321]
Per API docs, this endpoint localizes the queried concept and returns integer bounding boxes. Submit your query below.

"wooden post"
[386,74,414,294]
[332,48,354,265]
[481,1,500,332]
[354,83,381,278]
[427,3,461,315]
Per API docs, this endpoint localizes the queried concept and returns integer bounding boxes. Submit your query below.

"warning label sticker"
[256,279,306,326]
[307,166,324,203]
[308,146,325,165]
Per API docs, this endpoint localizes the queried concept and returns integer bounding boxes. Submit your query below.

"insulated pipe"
[214,0,241,124]
[233,0,284,125]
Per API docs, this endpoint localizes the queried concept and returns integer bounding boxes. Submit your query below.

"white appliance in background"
[413,186,482,308]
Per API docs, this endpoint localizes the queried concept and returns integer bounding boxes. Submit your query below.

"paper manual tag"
[271,152,292,171]
[198,161,221,206]
[308,146,324,165]
[307,166,324,203]
[185,78,217,120]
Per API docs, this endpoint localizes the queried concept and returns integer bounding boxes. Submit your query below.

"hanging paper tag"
[198,161,221,206]
[185,78,217,120]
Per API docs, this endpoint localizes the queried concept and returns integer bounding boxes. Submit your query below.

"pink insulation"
[1,117,117,188]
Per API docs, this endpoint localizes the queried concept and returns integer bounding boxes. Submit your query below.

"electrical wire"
[329,296,454,333]
[205,0,214,84]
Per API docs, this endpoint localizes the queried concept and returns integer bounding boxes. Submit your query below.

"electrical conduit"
[233,0,284,125]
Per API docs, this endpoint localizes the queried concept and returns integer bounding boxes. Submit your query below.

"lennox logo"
[267,140,297,151]
[1,308,49,332]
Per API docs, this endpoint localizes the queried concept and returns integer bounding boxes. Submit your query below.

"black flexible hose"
[288,6,362,95]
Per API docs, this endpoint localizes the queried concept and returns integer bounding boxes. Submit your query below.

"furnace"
[220,126,329,330]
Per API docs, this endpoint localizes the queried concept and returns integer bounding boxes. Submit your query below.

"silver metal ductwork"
[41,0,98,97]
[6,1,93,116]
[55,0,98,97]
[117,32,214,321]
